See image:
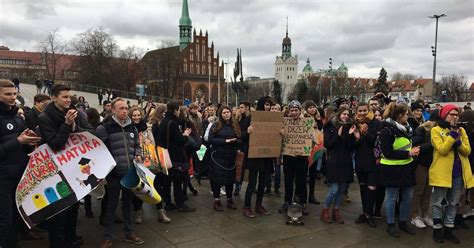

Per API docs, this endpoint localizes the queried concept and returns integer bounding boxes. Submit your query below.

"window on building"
[287,76,289,79]
[184,63,188,73]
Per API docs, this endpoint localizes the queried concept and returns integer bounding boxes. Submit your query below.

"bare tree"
[38,29,68,80]
[438,74,468,101]
[390,72,418,81]
[72,27,118,88]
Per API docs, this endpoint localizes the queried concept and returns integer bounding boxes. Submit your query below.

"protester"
[408,102,424,129]
[379,102,419,238]
[96,98,144,247]
[150,103,172,223]
[0,79,41,248]
[234,101,251,196]
[178,106,199,198]
[38,83,94,248]
[128,107,148,224]
[25,94,50,130]
[423,104,431,121]
[459,110,474,219]
[158,101,196,212]
[279,100,310,215]
[265,103,283,197]
[100,100,112,119]
[304,100,322,205]
[243,97,273,217]
[354,102,381,227]
[430,104,473,244]
[84,107,102,218]
[208,106,241,211]
[321,106,357,224]
[410,109,439,229]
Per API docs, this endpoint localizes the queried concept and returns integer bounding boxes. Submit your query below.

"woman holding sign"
[321,106,357,224]
[208,106,241,211]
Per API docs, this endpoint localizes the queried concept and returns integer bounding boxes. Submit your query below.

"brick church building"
[141,0,225,103]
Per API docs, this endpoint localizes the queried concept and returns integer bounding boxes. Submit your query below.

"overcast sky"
[1,0,473,82]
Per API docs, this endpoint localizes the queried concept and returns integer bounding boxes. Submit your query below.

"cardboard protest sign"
[121,161,161,204]
[16,132,115,229]
[248,111,284,158]
[281,117,314,156]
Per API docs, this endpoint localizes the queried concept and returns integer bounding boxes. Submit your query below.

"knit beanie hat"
[440,104,458,120]
[288,100,301,109]
[303,100,317,111]
[411,102,423,111]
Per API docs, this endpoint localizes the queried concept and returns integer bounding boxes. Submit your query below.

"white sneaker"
[220,187,226,196]
[411,216,426,229]
[422,217,433,227]
[463,209,474,218]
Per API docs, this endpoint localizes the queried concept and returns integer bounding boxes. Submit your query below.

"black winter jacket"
[379,121,416,187]
[37,102,94,151]
[25,106,41,130]
[324,120,356,184]
[96,116,141,176]
[412,121,435,167]
[0,103,31,180]
[355,118,381,173]
[157,112,188,164]
[208,122,241,185]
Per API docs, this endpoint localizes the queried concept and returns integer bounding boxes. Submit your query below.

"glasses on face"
[448,113,459,117]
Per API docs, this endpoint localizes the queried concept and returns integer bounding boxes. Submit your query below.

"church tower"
[275,18,298,103]
[179,0,192,51]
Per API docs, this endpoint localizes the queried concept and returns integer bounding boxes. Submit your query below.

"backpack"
[373,127,391,165]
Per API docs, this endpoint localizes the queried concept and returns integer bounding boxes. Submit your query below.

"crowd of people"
[0,78,473,248]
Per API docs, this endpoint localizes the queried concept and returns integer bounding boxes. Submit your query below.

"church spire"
[179,0,192,51]
[282,17,292,58]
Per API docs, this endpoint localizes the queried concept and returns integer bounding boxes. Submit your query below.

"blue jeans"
[385,187,413,224]
[323,183,348,209]
[431,176,463,228]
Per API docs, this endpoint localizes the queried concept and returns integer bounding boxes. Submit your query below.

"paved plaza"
[21,178,474,248]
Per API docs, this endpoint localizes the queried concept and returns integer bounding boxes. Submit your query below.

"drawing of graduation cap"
[78,158,94,175]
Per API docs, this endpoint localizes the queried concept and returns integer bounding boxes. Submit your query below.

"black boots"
[386,223,400,238]
[433,227,461,244]
[399,221,416,235]
[443,227,460,244]
[432,228,443,243]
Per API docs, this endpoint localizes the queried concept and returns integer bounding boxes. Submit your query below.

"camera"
[451,122,468,129]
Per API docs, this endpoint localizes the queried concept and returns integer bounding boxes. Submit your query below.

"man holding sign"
[279,100,314,216]
[38,83,94,248]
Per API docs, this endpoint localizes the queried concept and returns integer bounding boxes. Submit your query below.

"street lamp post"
[329,58,333,102]
[225,60,229,106]
[429,14,446,102]
[208,60,211,103]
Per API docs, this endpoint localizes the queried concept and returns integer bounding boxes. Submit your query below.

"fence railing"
[22,80,174,103]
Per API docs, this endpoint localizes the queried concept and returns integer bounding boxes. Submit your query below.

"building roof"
[302,58,313,73]
[338,62,348,71]
[179,0,192,26]
[469,82,474,91]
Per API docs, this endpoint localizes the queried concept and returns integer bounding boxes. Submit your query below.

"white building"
[274,24,297,103]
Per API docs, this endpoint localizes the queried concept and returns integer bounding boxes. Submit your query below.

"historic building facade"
[274,23,298,103]
[141,0,225,103]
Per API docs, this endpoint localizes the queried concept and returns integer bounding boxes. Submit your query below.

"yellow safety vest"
[380,136,413,166]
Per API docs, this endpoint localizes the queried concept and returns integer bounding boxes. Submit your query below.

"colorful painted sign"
[281,117,315,156]
[16,132,115,229]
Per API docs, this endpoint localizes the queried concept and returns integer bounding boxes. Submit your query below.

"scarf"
[386,117,413,137]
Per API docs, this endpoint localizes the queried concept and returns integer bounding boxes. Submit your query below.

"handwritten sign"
[281,117,314,156]
[16,132,115,229]
[248,111,284,158]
